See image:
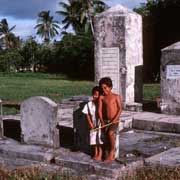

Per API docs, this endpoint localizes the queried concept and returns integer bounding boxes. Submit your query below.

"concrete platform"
[1,129,180,178]
[2,110,180,135]
[0,138,55,163]
[145,147,180,167]
[0,137,143,180]
[132,112,180,133]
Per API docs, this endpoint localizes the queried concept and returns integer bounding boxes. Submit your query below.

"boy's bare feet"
[104,152,115,163]
[93,155,102,161]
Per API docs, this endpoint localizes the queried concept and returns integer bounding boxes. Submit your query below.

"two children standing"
[82,77,122,163]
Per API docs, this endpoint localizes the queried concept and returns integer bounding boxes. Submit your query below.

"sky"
[0,0,146,42]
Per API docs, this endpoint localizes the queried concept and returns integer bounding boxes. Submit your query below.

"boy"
[98,77,122,162]
[82,86,103,160]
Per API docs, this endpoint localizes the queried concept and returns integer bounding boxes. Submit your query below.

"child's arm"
[86,114,94,129]
[98,96,105,126]
[82,103,94,129]
[112,95,122,123]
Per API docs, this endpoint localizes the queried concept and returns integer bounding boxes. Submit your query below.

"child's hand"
[90,123,94,129]
[112,119,119,124]
[101,121,105,127]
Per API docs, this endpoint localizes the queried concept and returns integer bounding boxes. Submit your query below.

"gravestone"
[161,42,180,115]
[21,96,59,148]
[94,5,143,109]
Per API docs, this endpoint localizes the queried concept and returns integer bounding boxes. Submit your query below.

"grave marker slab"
[21,96,59,148]
[161,42,180,115]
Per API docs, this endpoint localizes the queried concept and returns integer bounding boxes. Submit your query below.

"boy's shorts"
[105,120,119,133]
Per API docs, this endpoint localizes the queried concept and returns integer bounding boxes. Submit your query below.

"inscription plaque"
[100,47,119,93]
[166,65,180,79]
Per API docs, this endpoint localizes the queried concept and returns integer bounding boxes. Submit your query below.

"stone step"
[55,149,144,179]
[145,147,180,167]
[0,139,54,163]
[0,156,39,170]
[132,112,180,133]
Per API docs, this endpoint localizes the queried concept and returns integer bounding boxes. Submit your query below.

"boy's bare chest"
[103,96,116,105]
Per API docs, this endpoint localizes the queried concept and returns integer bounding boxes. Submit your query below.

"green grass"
[0,73,160,115]
[0,73,94,103]
[143,83,160,101]
[0,73,160,102]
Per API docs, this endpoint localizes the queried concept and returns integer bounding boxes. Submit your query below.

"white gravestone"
[94,5,143,108]
[21,96,59,148]
[161,42,180,115]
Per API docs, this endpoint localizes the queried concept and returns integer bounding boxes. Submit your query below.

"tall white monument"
[94,5,143,110]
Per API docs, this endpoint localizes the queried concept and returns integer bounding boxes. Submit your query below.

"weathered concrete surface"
[94,4,143,107]
[1,129,180,179]
[0,138,144,180]
[55,148,143,180]
[21,96,59,148]
[119,130,180,161]
[132,112,180,133]
[161,42,180,115]
[58,96,90,128]
[145,147,180,167]
[0,138,55,163]
[0,156,39,170]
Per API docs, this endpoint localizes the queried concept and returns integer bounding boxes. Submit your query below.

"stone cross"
[161,42,180,115]
[20,96,59,148]
[94,5,143,109]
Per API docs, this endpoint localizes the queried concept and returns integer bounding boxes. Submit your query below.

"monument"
[94,5,143,110]
[21,96,59,148]
[161,42,180,115]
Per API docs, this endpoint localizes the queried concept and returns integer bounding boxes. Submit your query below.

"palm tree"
[35,11,60,44]
[56,0,107,35]
[80,0,107,35]
[0,18,19,49]
[56,0,84,34]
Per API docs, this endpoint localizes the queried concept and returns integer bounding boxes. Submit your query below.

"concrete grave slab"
[145,147,180,167]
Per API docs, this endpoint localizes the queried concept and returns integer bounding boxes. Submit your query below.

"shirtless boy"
[98,77,122,162]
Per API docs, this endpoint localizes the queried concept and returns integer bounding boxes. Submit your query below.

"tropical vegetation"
[35,10,60,44]
[1,0,179,82]
[56,0,107,35]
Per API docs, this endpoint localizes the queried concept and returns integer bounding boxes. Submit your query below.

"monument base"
[125,103,142,112]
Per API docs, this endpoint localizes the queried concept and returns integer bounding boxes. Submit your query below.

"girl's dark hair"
[99,77,113,88]
[92,86,100,95]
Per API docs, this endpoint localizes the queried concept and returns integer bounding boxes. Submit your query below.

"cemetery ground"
[2,72,180,180]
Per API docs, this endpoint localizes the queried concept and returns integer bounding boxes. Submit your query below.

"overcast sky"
[0,0,146,41]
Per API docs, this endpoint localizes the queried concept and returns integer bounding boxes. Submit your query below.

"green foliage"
[35,10,60,44]
[134,0,180,17]
[0,50,23,72]
[0,18,20,49]
[134,0,180,83]
[56,0,108,35]
[53,33,94,79]
[19,36,38,71]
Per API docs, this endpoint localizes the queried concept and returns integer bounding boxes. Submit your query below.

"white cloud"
[105,0,146,9]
